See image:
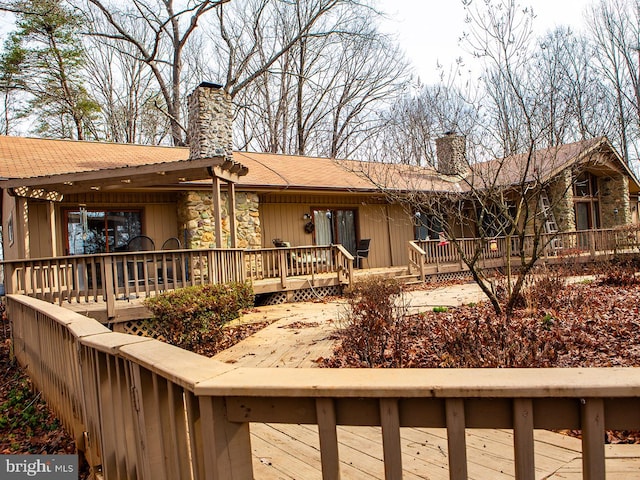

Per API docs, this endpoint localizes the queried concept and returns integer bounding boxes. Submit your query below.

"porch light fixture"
[90,186,100,191]
[63,181,73,186]
[303,213,311,220]
[489,239,498,252]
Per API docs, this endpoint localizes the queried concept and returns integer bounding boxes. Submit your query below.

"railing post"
[279,249,288,288]
[199,396,253,480]
[4,263,15,294]
[513,398,535,480]
[316,398,340,479]
[103,256,116,319]
[446,398,468,480]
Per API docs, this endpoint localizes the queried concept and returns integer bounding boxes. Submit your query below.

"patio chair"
[355,238,371,269]
[125,235,156,288]
[157,237,183,286]
[161,237,181,250]
[126,235,155,251]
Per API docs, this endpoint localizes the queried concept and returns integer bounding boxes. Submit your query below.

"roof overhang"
[0,156,248,199]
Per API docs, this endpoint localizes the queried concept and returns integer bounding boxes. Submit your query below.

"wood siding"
[260,194,414,268]
[27,202,53,258]
[144,204,179,248]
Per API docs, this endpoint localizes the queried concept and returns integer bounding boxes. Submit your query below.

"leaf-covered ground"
[0,339,77,455]
[325,281,640,369]
[323,277,640,443]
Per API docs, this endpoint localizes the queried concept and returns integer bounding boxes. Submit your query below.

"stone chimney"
[436,132,468,176]
[187,82,233,161]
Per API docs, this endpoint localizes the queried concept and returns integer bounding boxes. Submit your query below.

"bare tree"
[83,24,170,144]
[208,0,408,157]
[587,0,640,164]
[82,0,230,145]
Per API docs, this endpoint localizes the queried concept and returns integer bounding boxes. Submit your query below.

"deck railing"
[2,245,353,318]
[2,248,246,318]
[411,227,640,276]
[244,244,352,287]
[8,293,640,480]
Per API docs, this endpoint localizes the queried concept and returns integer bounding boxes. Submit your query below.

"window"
[573,172,600,230]
[573,172,599,197]
[66,209,142,254]
[414,211,442,240]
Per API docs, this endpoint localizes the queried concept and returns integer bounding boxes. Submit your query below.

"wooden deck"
[214,290,640,479]
[250,425,640,479]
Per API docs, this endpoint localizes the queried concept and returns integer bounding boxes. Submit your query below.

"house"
[0,83,638,271]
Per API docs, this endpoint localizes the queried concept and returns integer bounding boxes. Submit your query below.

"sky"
[376,0,596,84]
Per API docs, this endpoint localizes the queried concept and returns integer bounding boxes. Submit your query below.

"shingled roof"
[0,135,635,194]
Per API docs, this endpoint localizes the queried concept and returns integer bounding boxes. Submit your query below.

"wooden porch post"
[212,176,223,249]
[47,201,58,256]
[228,182,237,248]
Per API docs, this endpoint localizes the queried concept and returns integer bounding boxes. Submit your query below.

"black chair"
[355,238,371,268]
[161,237,181,250]
[126,235,155,251]
[159,237,182,286]
[125,235,156,288]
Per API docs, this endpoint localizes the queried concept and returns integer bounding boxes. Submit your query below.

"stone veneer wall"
[599,175,631,228]
[547,168,576,232]
[187,85,233,162]
[435,134,468,176]
[177,191,261,249]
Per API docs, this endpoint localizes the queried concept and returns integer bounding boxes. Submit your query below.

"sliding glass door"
[66,209,142,255]
[312,209,357,255]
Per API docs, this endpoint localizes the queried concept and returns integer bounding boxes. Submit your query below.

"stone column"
[435,133,468,176]
[599,175,631,228]
[177,191,261,249]
[187,83,233,162]
[187,82,236,247]
[548,169,576,232]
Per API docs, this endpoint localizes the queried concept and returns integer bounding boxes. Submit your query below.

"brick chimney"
[187,82,233,161]
[436,132,468,176]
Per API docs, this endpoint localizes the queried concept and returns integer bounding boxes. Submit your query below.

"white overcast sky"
[376,0,596,84]
[0,0,596,87]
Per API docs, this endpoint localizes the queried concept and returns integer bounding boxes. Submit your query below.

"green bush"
[144,282,254,351]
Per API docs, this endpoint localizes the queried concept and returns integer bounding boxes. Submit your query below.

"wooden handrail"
[7,293,640,479]
[2,248,246,316]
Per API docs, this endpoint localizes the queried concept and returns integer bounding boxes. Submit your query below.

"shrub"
[597,257,640,286]
[337,277,407,367]
[144,282,254,351]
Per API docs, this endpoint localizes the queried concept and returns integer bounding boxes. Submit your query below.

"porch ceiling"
[0,156,248,197]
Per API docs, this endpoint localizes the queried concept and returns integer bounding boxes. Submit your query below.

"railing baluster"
[380,398,403,480]
[316,398,340,480]
[581,398,605,480]
[446,398,468,480]
[513,398,535,480]
[199,396,253,480]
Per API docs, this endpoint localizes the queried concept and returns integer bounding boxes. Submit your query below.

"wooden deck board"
[249,423,639,479]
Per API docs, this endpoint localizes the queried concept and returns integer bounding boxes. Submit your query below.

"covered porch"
[3,226,639,324]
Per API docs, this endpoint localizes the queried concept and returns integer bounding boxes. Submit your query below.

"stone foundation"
[177,190,261,249]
